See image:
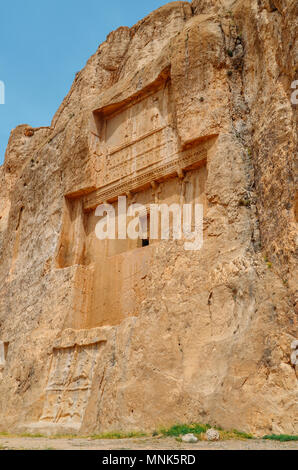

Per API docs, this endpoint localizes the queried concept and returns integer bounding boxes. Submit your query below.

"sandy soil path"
[0,436,297,450]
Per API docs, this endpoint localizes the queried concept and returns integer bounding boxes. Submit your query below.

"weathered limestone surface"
[0,0,297,436]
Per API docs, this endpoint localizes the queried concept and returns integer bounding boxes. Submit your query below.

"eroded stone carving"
[84,146,207,211]
[40,331,104,427]
[54,75,210,333]
[84,80,208,211]
[0,341,8,379]
[0,341,5,369]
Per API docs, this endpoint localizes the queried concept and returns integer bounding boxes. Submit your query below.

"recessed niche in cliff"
[0,341,9,369]
[56,198,86,269]
[56,75,212,330]
[59,163,208,331]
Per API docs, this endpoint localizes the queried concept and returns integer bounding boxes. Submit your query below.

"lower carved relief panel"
[40,338,103,427]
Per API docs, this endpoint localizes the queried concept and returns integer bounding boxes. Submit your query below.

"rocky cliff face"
[0,0,297,436]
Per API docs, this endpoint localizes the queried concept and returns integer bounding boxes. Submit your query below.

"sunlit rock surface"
[0,0,297,436]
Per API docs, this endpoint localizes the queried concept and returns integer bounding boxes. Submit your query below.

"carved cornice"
[83,146,207,211]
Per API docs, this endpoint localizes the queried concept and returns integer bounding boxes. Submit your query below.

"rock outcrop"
[0,0,297,436]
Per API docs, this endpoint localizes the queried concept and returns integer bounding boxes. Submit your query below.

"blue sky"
[0,0,177,165]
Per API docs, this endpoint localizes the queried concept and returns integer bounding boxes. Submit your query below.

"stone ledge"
[53,326,113,350]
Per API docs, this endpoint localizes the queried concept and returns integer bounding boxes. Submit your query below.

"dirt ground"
[0,436,297,450]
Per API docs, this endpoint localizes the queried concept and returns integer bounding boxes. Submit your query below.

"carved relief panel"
[0,340,8,374]
[40,342,101,427]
